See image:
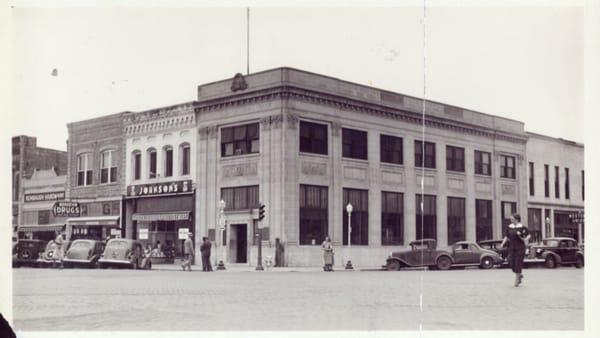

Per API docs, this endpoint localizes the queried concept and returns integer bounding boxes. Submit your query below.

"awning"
[67,215,120,227]
[132,211,191,222]
[18,224,64,232]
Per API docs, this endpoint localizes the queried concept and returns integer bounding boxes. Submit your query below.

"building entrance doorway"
[229,223,247,263]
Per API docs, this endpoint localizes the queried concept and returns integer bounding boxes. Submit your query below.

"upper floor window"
[100,150,117,184]
[148,148,157,179]
[77,153,92,186]
[582,170,585,201]
[221,123,259,157]
[565,168,570,200]
[544,164,550,197]
[528,162,535,196]
[342,128,368,160]
[132,151,141,181]
[474,150,491,176]
[500,155,516,179]
[380,134,403,165]
[446,145,465,172]
[180,143,191,176]
[415,141,436,168]
[300,121,328,155]
[221,185,259,211]
[554,166,560,198]
[163,146,173,177]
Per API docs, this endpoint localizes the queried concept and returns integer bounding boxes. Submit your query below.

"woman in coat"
[501,213,530,287]
[53,230,65,270]
[322,236,334,272]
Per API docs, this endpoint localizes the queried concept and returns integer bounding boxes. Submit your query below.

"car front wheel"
[387,260,401,271]
[436,257,452,270]
[545,256,557,269]
[480,257,494,269]
[575,256,584,269]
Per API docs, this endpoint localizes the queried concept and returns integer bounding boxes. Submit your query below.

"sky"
[9,5,583,151]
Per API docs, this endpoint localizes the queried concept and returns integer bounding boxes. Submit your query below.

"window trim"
[76,153,92,186]
[147,148,157,179]
[342,128,368,160]
[100,149,118,184]
[163,145,174,178]
[474,150,492,176]
[220,122,260,158]
[179,143,191,176]
[415,140,436,169]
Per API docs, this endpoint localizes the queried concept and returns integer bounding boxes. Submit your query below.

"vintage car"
[477,239,508,261]
[38,240,71,267]
[527,237,584,269]
[13,239,47,268]
[386,239,455,270]
[98,239,149,269]
[449,241,504,269]
[63,239,106,268]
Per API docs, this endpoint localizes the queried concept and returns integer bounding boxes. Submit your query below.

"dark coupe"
[98,239,148,269]
[527,237,584,269]
[13,239,47,268]
[386,239,455,271]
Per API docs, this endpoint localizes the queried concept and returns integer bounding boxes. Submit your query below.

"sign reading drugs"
[52,202,81,217]
[127,180,192,197]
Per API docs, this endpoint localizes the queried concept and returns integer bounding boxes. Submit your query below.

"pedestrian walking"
[501,213,531,287]
[322,236,334,272]
[200,237,213,271]
[274,237,284,267]
[181,233,194,271]
[53,230,65,270]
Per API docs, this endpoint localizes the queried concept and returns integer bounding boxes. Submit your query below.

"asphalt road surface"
[12,266,583,331]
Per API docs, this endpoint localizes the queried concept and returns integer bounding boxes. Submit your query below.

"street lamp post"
[216,199,226,270]
[345,203,354,270]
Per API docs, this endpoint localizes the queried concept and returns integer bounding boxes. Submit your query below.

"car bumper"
[63,258,94,264]
[98,259,134,267]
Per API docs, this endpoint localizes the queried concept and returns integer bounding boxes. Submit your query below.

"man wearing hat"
[200,236,213,272]
[181,232,194,271]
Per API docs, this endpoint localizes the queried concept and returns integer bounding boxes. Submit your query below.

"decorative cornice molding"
[194,86,528,144]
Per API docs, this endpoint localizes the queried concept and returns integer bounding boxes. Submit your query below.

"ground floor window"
[137,220,192,258]
[554,211,577,239]
[501,201,517,235]
[381,191,403,245]
[71,226,103,241]
[416,194,436,240]
[299,185,328,245]
[447,197,466,245]
[343,188,368,245]
[527,208,543,243]
[476,199,493,241]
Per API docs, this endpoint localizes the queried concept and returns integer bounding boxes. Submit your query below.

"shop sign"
[52,202,80,217]
[139,228,149,240]
[25,191,65,203]
[178,228,190,240]
[127,180,192,197]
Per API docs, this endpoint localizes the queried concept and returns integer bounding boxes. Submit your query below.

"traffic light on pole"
[259,203,266,222]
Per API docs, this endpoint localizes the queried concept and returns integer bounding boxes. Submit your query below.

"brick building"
[526,132,584,243]
[65,112,130,240]
[12,135,67,232]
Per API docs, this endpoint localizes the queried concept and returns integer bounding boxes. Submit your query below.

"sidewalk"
[153,261,385,272]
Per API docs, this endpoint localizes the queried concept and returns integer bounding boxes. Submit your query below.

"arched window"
[163,145,173,177]
[147,148,157,179]
[100,149,117,183]
[132,150,141,180]
[179,143,190,176]
[77,153,92,186]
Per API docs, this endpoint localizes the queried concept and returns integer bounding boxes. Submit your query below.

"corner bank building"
[184,67,528,267]
[74,67,579,267]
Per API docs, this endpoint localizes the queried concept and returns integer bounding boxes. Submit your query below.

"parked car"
[477,239,508,261]
[386,239,454,271]
[527,237,584,269]
[63,239,106,268]
[449,241,504,269]
[13,239,47,268]
[38,240,71,267]
[98,239,149,269]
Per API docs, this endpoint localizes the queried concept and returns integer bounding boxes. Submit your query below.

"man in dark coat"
[200,237,213,272]
[274,238,284,267]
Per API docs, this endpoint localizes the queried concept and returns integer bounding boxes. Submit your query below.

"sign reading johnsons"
[127,179,192,197]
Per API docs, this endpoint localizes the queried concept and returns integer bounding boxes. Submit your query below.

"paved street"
[12,266,583,331]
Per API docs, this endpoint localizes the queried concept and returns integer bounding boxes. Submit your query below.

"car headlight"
[536,248,542,254]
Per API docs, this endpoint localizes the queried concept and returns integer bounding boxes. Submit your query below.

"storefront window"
[476,199,492,241]
[447,197,466,245]
[381,191,403,245]
[501,201,517,235]
[343,188,368,245]
[299,185,328,245]
[221,185,259,211]
[416,194,436,240]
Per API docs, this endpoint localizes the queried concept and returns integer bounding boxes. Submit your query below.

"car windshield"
[107,241,129,249]
[542,239,560,247]
[71,242,91,249]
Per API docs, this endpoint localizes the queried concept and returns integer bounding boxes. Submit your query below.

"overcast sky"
[10,6,583,150]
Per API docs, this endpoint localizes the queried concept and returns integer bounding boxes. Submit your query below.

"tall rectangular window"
[342,128,368,160]
[475,199,493,241]
[416,194,436,240]
[300,121,328,155]
[100,150,117,184]
[415,141,436,168]
[554,166,560,198]
[565,168,570,200]
[501,201,517,235]
[133,152,141,180]
[447,197,466,245]
[164,147,173,177]
[446,146,465,172]
[500,155,516,179]
[544,165,550,197]
[221,185,259,211]
[221,122,260,157]
[381,191,404,245]
[528,162,535,196]
[343,188,368,245]
[527,208,542,243]
[474,150,491,176]
[380,134,403,165]
[299,185,328,245]
[181,144,190,176]
[582,170,585,201]
[148,150,157,179]
[77,153,92,186]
